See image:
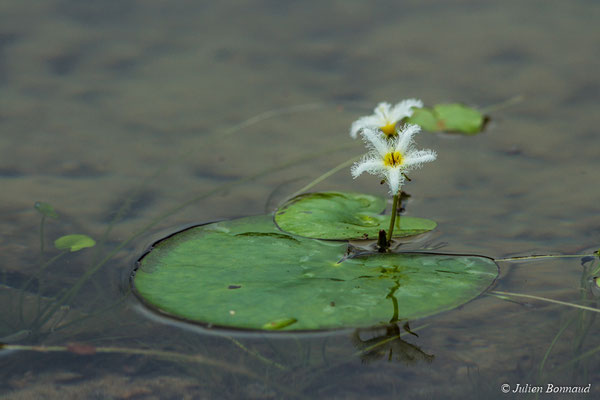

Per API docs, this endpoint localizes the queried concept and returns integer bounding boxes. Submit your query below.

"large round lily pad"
[132,215,498,331]
[274,192,436,240]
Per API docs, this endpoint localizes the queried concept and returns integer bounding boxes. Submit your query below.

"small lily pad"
[54,234,96,252]
[132,215,497,331]
[34,202,58,218]
[274,192,436,240]
[408,104,487,134]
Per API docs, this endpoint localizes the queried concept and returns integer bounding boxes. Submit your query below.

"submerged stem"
[495,253,597,262]
[39,214,46,254]
[18,251,67,325]
[491,291,600,313]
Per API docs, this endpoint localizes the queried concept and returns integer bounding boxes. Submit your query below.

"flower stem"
[386,193,400,244]
[395,192,402,230]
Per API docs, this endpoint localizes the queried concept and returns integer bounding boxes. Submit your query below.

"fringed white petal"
[386,167,404,195]
[395,123,421,153]
[373,102,392,121]
[389,98,423,121]
[402,149,437,168]
[349,99,435,194]
[360,127,389,156]
[351,157,384,178]
[350,99,423,138]
[350,115,385,138]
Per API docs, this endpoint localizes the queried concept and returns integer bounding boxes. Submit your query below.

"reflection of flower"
[350,99,423,139]
[351,125,436,195]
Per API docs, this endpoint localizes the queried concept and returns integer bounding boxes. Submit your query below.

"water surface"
[1,1,600,398]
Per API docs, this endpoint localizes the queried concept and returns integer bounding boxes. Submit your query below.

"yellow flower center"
[380,122,397,137]
[383,151,403,167]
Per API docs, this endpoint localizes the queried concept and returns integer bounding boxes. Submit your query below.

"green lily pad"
[132,215,498,331]
[54,234,96,252]
[34,201,58,218]
[408,104,487,134]
[274,192,436,240]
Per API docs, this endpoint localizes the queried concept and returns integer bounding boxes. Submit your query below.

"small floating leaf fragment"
[54,234,96,252]
[34,201,58,218]
[262,318,298,330]
[408,103,487,134]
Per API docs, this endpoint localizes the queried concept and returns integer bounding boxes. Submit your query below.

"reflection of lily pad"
[274,192,436,240]
[408,104,487,134]
[132,215,498,331]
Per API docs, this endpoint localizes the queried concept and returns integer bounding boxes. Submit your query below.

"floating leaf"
[408,104,487,134]
[54,234,96,252]
[34,201,58,218]
[275,192,436,240]
[406,108,438,132]
[132,215,497,331]
[262,318,298,330]
[433,104,486,134]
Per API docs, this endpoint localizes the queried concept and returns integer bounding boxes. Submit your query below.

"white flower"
[351,124,436,195]
[350,99,423,139]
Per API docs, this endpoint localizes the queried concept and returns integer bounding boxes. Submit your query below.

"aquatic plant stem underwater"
[18,250,67,325]
[490,250,600,313]
[490,291,600,313]
[0,343,304,399]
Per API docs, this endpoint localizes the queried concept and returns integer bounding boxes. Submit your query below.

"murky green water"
[2,1,600,398]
